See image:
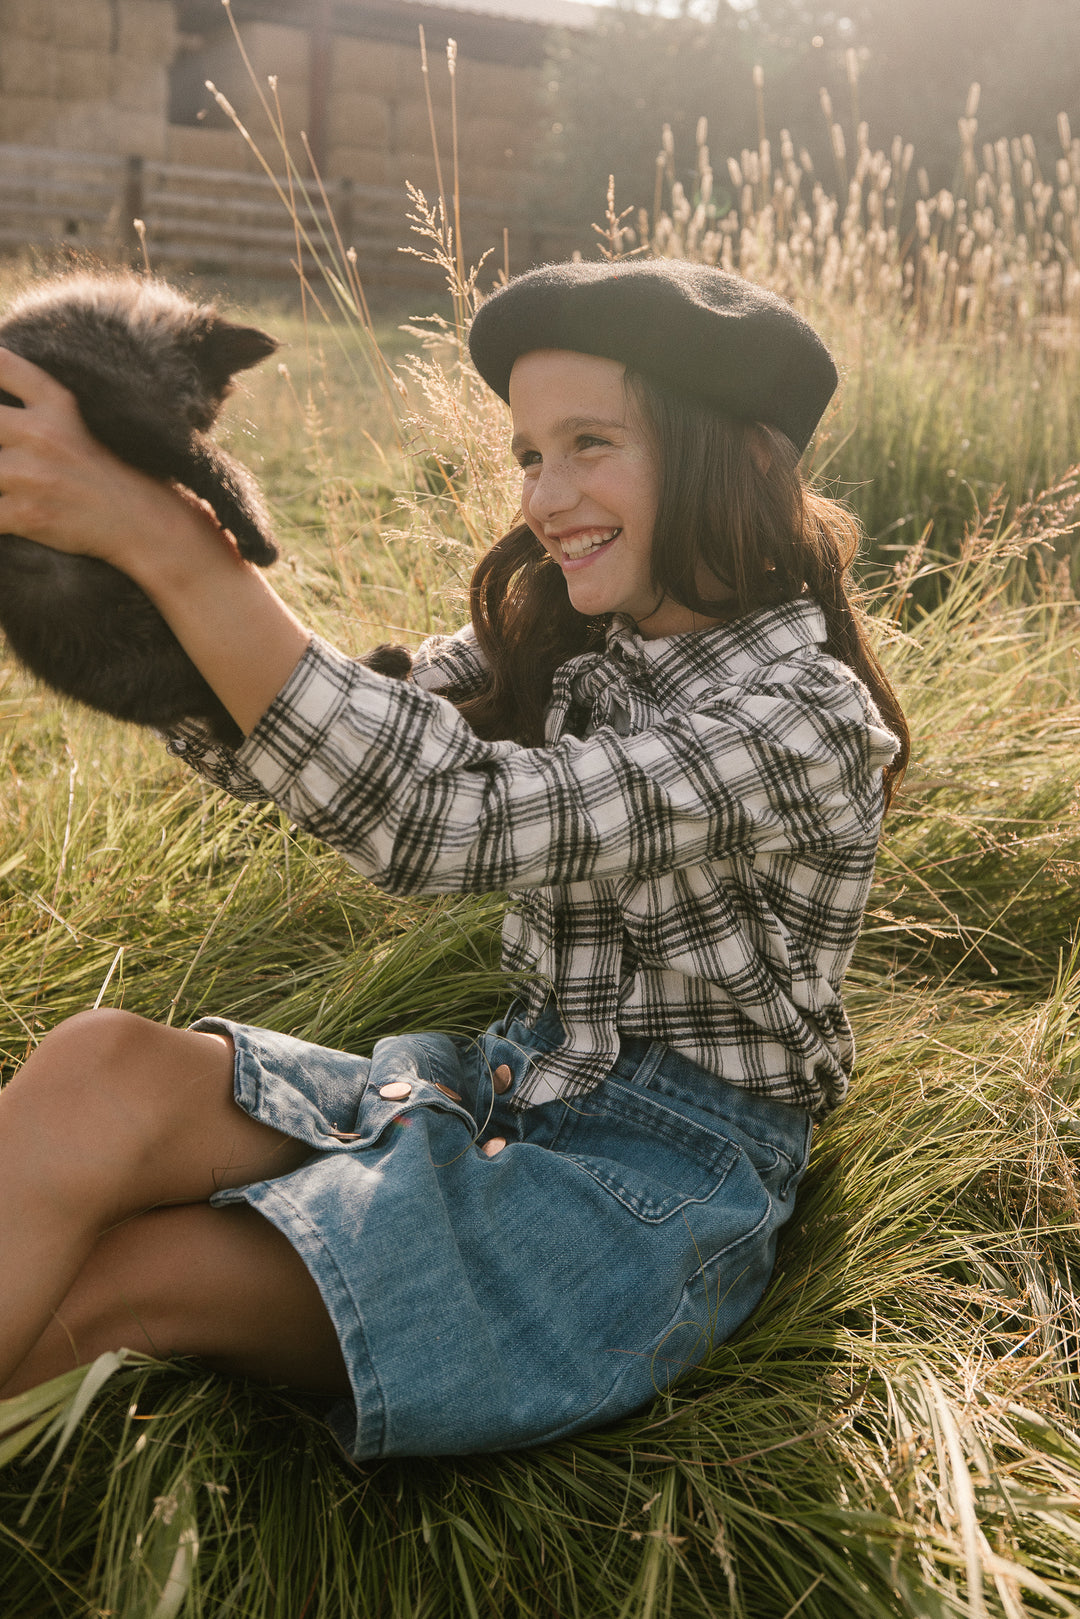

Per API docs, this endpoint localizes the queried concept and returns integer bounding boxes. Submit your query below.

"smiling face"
[509,349,721,638]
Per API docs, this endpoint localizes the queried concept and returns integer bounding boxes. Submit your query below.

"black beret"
[468,258,838,455]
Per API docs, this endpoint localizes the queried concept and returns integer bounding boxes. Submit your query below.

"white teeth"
[559,528,620,559]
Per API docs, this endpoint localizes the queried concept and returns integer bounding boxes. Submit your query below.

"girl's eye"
[515,434,611,469]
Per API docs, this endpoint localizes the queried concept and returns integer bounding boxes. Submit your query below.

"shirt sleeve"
[162,625,490,803]
[231,635,898,898]
[410,622,490,696]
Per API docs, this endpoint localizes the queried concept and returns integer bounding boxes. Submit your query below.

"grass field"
[2,80,1080,1616]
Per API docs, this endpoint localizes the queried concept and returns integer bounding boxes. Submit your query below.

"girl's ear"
[749,425,773,477]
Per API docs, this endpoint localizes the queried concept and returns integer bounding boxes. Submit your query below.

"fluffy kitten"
[0,272,281,746]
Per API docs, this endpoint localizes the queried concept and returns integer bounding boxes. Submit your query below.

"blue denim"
[197,1004,812,1459]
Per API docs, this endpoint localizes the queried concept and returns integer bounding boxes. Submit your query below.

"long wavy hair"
[452,368,909,805]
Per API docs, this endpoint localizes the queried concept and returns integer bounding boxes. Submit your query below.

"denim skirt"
[194,1004,812,1461]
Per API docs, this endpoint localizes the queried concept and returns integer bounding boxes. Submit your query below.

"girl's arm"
[236,632,897,897]
[0,351,894,898]
[0,347,310,738]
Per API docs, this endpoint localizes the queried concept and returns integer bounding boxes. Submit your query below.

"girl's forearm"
[120,489,311,738]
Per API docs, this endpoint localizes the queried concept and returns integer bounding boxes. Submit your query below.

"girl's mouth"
[557,527,621,563]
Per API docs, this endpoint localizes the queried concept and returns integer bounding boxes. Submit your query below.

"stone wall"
[0,0,175,158]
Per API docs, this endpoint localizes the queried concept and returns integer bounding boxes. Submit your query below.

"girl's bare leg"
[2,1200,349,1397]
[0,1009,348,1396]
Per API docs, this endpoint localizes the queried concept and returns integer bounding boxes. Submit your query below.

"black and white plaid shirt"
[167,599,898,1116]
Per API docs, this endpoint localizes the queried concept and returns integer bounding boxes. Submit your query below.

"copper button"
[492,1064,512,1095]
[379,1080,413,1101]
[481,1137,507,1158]
[432,1080,463,1101]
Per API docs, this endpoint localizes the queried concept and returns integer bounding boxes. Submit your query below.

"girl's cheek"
[521,473,549,528]
[520,488,541,540]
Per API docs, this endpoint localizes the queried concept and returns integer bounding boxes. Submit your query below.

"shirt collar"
[545,598,830,742]
[604,597,829,694]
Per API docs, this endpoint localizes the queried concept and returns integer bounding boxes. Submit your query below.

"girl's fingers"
[0,346,223,572]
[0,355,134,558]
[0,349,87,480]
[0,347,74,413]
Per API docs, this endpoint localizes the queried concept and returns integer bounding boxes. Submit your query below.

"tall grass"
[197,69,1080,571]
[4,614,1080,1616]
[639,74,1080,336]
[2,36,1080,1619]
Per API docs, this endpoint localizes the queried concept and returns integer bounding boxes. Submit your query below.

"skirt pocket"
[553,1081,745,1223]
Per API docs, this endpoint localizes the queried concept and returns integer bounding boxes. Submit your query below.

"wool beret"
[467,258,838,455]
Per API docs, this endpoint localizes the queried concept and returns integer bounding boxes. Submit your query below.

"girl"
[0,260,906,1459]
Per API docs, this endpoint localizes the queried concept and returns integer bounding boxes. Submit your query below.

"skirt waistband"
[480,1001,813,1170]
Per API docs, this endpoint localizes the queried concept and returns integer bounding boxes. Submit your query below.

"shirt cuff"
[164,718,270,802]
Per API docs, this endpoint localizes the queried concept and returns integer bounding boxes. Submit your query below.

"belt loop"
[633,1041,670,1091]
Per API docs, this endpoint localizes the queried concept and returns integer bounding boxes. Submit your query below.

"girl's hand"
[0,346,199,570]
[0,345,311,738]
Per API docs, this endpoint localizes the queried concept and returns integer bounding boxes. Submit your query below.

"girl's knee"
[18,1009,164,1116]
[32,1006,159,1073]
[10,1011,194,1192]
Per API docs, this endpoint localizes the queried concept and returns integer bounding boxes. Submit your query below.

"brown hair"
[453,370,909,805]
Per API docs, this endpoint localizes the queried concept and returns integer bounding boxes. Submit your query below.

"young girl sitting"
[0,260,906,1459]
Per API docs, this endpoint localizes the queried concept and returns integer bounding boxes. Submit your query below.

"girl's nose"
[526,459,578,521]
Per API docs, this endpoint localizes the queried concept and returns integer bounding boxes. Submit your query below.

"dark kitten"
[362,642,413,679]
[0,272,280,746]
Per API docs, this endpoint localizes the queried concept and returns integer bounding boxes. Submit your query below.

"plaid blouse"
[167,599,898,1116]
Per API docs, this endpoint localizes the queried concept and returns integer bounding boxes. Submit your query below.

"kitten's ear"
[195,319,280,386]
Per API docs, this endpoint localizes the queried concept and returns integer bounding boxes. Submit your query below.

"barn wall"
[0,0,176,158]
[0,1,577,277]
[166,17,543,213]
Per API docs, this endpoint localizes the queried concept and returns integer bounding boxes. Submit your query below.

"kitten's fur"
[0,272,281,746]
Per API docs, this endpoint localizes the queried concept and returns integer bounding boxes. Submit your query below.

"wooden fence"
[0,144,582,286]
